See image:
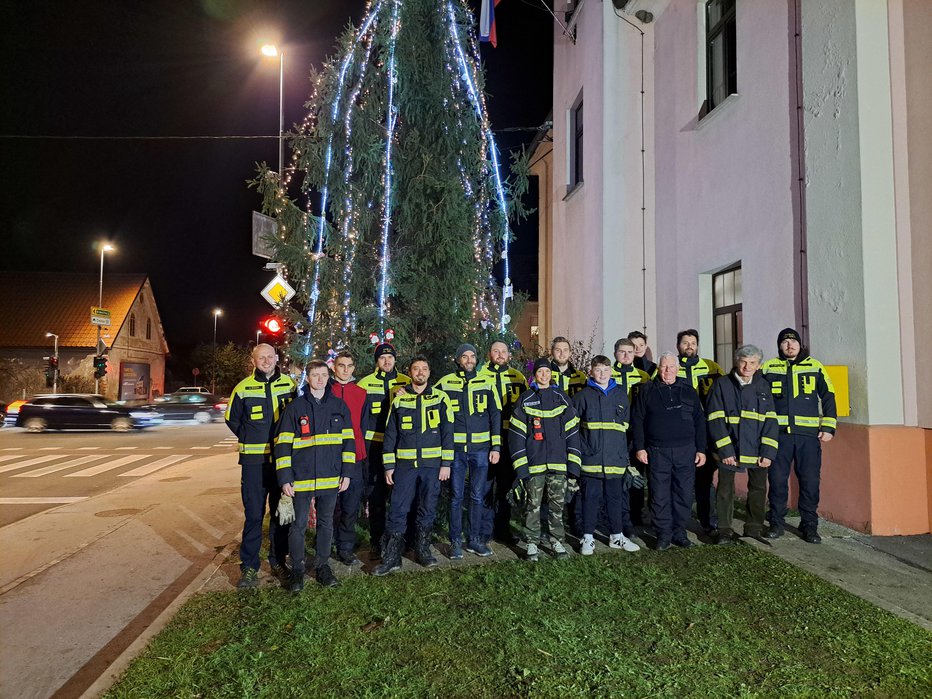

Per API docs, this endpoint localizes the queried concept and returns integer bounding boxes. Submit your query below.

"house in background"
[0,272,168,401]
[539,0,931,533]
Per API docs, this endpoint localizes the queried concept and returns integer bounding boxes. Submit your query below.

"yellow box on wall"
[824,365,850,417]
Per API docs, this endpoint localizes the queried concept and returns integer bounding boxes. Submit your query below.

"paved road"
[0,423,237,527]
[0,422,245,699]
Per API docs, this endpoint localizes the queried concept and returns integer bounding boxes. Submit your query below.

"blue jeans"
[449,450,491,544]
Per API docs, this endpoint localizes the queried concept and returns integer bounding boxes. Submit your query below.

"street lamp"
[46,332,59,393]
[260,43,284,178]
[96,242,115,394]
[212,308,223,394]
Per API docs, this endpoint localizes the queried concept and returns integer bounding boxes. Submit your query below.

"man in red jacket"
[328,351,370,566]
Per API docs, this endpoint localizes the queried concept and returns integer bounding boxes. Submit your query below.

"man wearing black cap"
[436,343,502,559]
[357,343,412,553]
[762,328,837,543]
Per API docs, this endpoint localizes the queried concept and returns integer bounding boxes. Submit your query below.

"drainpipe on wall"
[791,0,810,342]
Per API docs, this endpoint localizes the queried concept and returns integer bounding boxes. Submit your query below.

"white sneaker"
[580,535,595,556]
[609,533,641,552]
[525,542,539,561]
[550,540,569,559]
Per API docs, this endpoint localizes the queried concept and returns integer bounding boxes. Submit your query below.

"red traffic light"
[260,317,284,335]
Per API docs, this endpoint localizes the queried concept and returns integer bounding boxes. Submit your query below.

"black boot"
[373,533,404,576]
[415,529,438,568]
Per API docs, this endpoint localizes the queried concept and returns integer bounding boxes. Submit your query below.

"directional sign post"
[90,307,111,327]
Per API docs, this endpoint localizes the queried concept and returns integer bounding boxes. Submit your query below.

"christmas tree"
[254,0,528,369]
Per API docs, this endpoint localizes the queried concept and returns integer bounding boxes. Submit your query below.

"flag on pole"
[480,0,502,48]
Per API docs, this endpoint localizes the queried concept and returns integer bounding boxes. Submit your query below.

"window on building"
[713,264,742,370]
[705,0,736,112]
[129,313,136,337]
[568,95,583,191]
[146,318,152,340]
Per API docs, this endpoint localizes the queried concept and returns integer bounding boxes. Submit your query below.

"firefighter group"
[225,327,836,592]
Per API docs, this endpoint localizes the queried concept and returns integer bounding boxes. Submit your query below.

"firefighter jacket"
[382,386,455,470]
[478,361,527,431]
[357,369,412,447]
[707,372,780,471]
[551,361,587,397]
[678,355,724,403]
[273,386,356,493]
[435,369,502,453]
[572,379,631,478]
[761,354,837,437]
[225,368,296,465]
[611,361,651,401]
[509,383,581,479]
[328,379,371,461]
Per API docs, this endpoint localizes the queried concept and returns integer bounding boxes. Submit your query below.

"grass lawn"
[106,545,931,698]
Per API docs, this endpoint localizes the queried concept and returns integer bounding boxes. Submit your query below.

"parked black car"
[16,394,162,432]
[143,393,227,423]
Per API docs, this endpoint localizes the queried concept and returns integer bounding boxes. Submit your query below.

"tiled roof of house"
[0,272,147,349]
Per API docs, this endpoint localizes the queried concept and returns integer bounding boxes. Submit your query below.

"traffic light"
[46,356,59,388]
[94,355,108,379]
[260,317,284,336]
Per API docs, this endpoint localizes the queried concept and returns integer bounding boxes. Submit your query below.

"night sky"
[1,0,552,355]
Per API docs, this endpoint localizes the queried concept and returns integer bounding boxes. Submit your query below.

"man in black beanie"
[761,328,838,543]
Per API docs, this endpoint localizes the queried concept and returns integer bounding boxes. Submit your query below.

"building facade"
[543,0,931,533]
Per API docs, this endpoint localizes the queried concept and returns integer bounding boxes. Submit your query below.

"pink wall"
[652,0,797,356]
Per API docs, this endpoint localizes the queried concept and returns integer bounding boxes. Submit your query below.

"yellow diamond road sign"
[260,274,296,307]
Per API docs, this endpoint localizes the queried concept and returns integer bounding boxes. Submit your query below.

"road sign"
[260,274,296,307]
[192,368,200,376]
[90,307,111,327]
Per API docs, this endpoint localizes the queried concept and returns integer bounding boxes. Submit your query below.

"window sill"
[696,92,740,131]
[563,181,584,202]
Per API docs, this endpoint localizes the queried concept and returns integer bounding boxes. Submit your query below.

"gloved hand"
[627,466,645,490]
[506,479,527,508]
[276,495,295,525]
[564,477,580,504]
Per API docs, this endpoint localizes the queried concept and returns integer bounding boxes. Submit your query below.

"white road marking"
[118,455,189,477]
[64,455,148,478]
[191,446,211,450]
[13,455,108,478]
[1,448,24,451]
[0,455,62,474]
[115,446,138,450]
[0,497,88,505]
[77,446,100,451]
[0,455,25,464]
[38,447,63,451]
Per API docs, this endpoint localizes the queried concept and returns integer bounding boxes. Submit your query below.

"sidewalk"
[0,453,243,699]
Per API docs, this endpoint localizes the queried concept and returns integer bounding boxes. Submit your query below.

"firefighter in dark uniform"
[509,358,581,561]
[225,343,296,589]
[573,355,640,554]
[374,356,454,575]
[436,343,502,559]
[357,343,411,554]
[707,345,780,543]
[274,360,355,592]
[549,336,588,397]
[762,328,837,543]
[631,352,707,550]
[676,329,724,534]
[612,337,651,532]
[478,340,528,544]
[628,330,657,376]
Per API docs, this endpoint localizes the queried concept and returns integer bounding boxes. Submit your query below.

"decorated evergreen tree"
[254,0,529,370]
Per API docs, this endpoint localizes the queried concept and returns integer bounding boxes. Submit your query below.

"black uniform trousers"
[366,448,388,548]
[768,432,822,532]
[648,445,696,542]
[694,457,718,531]
[290,489,338,574]
[387,466,443,534]
[580,476,626,535]
[335,459,366,556]
[240,461,289,572]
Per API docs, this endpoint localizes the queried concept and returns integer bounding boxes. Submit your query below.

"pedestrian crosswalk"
[0,453,198,479]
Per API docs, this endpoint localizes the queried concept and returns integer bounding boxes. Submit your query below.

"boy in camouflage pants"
[508,358,581,561]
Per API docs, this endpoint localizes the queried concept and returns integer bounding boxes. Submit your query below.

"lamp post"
[260,43,284,178]
[212,308,223,394]
[96,242,114,394]
[46,332,59,393]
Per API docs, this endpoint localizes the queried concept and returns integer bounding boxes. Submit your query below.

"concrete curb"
[77,538,239,699]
